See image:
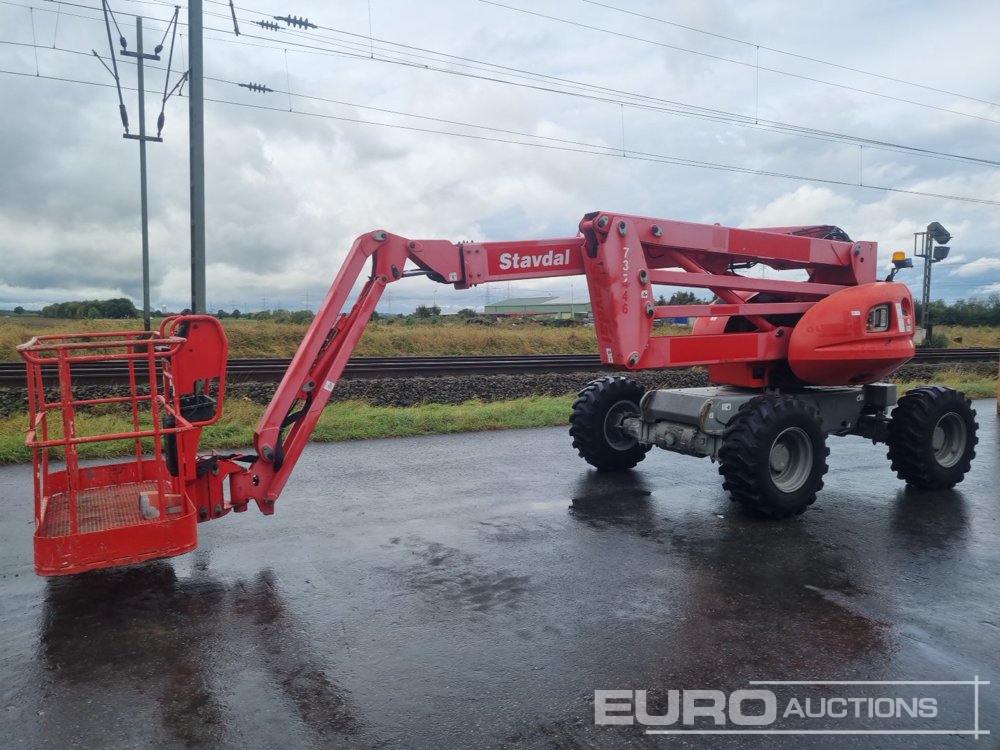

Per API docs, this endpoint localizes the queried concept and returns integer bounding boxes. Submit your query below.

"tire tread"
[718,395,829,519]
[886,386,978,489]
[569,376,650,471]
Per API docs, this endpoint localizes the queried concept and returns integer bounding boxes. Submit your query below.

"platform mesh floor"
[40,480,167,538]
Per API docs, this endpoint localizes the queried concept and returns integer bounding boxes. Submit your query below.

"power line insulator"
[274,14,317,29]
[256,20,281,31]
[238,82,274,94]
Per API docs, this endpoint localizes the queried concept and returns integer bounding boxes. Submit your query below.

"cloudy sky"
[1,0,999,315]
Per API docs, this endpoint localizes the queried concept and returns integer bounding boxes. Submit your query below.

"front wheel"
[886,386,978,489]
[718,395,829,519]
[570,377,651,471]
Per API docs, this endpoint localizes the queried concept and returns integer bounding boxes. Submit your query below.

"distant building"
[484,296,591,319]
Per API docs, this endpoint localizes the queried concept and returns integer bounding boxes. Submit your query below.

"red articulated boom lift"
[19,212,978,576]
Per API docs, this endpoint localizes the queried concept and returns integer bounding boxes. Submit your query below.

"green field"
[3,315,998,362]
[1,315,614,360]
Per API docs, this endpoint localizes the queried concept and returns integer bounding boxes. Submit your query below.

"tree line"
[658,292,1000,327]
[20,294,1000,327]
[916,297,1000,326]
[215,308,314,324]
[40,298,139,319]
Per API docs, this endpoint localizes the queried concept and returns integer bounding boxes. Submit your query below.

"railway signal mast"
[913,221,952,345]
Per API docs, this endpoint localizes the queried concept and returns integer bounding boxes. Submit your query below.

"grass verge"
[0,395,576,465]
[891,370,997,400]
[0,317,696,360]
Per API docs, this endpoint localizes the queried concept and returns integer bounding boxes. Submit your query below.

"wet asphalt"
[0,400,997,750]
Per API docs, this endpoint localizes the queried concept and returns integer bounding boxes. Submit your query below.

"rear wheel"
[718,395,828,519]
[887,386,978,489]
[570,377,651,471]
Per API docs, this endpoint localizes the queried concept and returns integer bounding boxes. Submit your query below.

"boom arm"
[15,210,916,577]
[217,211,890,514]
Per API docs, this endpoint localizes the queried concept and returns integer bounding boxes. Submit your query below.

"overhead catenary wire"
[479,0,1000,127]
[202,13,1000,169]
[133,0,1000,149]
[6,3,1000,207]
[248,10,1000,131]
[577,0,1000,111]
[17,37,1000,183]
[30,0,1000,127]
[187,24,1000,170]
[242,0,1000,113]
[2,40,1000,207]
[12,0,1000,170]
[201,91,1000,207]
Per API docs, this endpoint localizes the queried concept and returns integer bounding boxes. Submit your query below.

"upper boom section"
[448,213,874,288]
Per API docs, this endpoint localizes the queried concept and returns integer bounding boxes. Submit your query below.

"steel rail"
[0,348,996,385]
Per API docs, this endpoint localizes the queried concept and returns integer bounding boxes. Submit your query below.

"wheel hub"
[770,443,790,472]
[932,412,967,468]
[603,400,639,450]
[768,427,813,493]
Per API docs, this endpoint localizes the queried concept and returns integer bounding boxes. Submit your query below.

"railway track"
[0,348,996,386]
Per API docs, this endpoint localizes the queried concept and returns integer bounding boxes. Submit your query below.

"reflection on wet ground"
[33,557,365,749]
[1,406,997,749]
[569,469,891,686]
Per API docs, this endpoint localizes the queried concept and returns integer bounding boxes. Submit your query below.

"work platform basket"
[17,316,227,575]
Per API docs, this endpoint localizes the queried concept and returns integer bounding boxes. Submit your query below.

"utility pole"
[122,17,162,331]
[189,0,206,313]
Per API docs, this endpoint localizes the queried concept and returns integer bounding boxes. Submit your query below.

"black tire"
[718,395,829,519]
[886,386,978,489]
[570,376,651,471]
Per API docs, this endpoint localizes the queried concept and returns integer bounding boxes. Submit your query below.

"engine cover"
[787,282,915,385]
